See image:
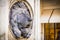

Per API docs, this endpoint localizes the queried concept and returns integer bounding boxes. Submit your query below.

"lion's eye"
[26,24,30,28]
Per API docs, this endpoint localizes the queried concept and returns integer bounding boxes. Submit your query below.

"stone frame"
[8,0,33,40]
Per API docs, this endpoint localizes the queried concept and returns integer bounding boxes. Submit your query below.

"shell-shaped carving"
[9,1,33,39]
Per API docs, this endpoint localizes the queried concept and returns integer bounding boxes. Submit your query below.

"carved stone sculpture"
[9,1,33,38]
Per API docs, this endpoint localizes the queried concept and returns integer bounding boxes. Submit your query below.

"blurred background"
[41,23,60,40]
[41,0,60,23]
[41,0,60,40]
